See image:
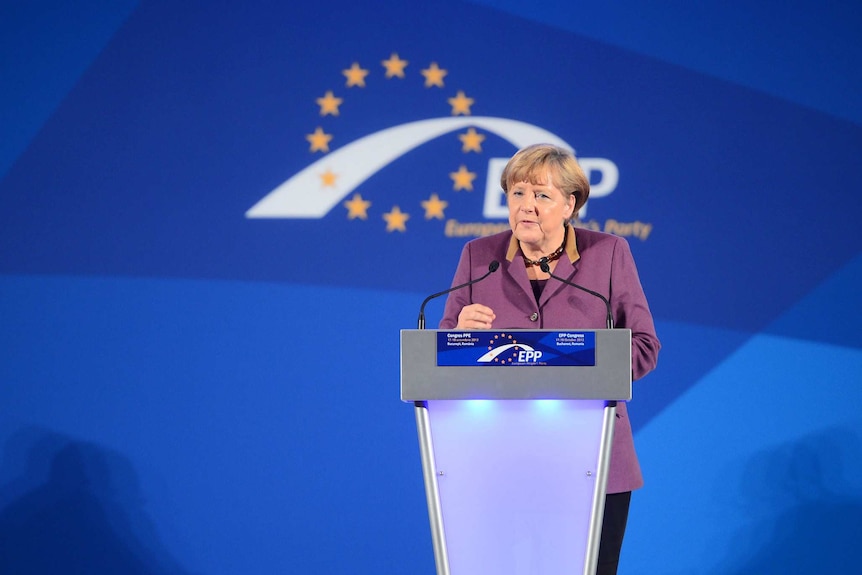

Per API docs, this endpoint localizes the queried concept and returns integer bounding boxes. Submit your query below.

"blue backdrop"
[2,1,861,573]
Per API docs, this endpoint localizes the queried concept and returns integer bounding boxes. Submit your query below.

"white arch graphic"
[476,343,535,363]
[246,116,573,218]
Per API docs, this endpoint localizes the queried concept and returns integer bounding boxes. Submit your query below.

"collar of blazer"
[505,223,581,265]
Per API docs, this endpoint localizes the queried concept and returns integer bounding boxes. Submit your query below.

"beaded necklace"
[521,226,567,267]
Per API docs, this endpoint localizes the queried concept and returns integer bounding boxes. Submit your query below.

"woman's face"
[507,173,575,253]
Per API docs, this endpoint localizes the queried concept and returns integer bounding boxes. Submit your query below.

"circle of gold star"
[344,193,372,219]
[459,127,485,153]
[301,53,487,231]
[421,62,448,88]
[316,91,343,116]
[383,206,410,232]
[342,62,370,88]
[382,53,409,78]
[449,165,477,191]
[306,127,333,153]
[320,169,338,187]
[448,90,474,115]
[421,193,448,220]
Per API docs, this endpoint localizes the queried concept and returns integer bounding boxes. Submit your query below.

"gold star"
[382,53,408,79]
[316,90,343,116]
[421,193,448,219]
[306,127,333,153]
[450,165,477,191]
[420,62,447,88]
[344,193,371,220]
[320,169,338,187]
[448,90,474,115]
[383,205,410,232]
[458,127,485,153]
[342,62,369,87]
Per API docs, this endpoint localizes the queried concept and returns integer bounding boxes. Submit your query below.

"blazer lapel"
[539,254,578,307]
[503,256,533,303]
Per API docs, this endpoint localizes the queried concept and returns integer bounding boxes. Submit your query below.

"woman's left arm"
[610,237,661,381]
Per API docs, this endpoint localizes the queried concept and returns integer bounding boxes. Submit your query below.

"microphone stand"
[417,261,500,329]
[539,258,613,329]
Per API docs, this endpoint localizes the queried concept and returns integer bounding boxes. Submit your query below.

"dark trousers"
[596,491,632,575]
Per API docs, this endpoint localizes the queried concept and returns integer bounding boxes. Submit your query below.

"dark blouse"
[529,279,548,303]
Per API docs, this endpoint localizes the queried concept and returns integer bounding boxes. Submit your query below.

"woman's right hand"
[456,303,496,330]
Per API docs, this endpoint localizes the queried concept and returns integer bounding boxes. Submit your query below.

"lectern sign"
[436,330,596,367]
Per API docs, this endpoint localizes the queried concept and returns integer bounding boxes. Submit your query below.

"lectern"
[401,329,632,575]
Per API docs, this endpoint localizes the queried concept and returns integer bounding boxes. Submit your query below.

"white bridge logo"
[245,116,618,220]
[477,342,544,364]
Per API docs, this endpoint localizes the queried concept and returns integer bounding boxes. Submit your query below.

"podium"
[401,329,632,575]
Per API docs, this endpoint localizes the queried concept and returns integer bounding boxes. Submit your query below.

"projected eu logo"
[245,52,649,241]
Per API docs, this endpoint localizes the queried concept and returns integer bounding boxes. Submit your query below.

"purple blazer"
[440,225,661,493]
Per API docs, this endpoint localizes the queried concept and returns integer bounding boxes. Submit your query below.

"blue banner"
[437,331,596,366]
[1,1,860,574]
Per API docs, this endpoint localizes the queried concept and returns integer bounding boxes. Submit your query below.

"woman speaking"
[440,143,661,575]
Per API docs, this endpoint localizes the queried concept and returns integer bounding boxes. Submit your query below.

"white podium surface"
[427,399,606,575]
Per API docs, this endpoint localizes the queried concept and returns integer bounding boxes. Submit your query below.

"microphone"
[540,258,614,329]
[417,260,500,329]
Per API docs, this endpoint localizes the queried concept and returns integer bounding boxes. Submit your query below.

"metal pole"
[414,401,450,575]
[583,401,617,575]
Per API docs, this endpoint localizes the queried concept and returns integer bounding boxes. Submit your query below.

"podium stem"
[583,401,618,575]
[414,401,451,575]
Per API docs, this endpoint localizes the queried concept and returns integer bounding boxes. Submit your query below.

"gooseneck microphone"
[417,260,500,329]
[539,258,614,329]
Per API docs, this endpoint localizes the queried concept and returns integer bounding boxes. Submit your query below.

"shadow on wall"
[716,426,862,574]
[0,427,192,575]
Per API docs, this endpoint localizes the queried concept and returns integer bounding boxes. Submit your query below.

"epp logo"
[476,343,544,364]
[517,350,544,363]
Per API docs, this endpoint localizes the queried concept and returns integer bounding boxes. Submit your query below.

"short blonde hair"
[500,144,590,213]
